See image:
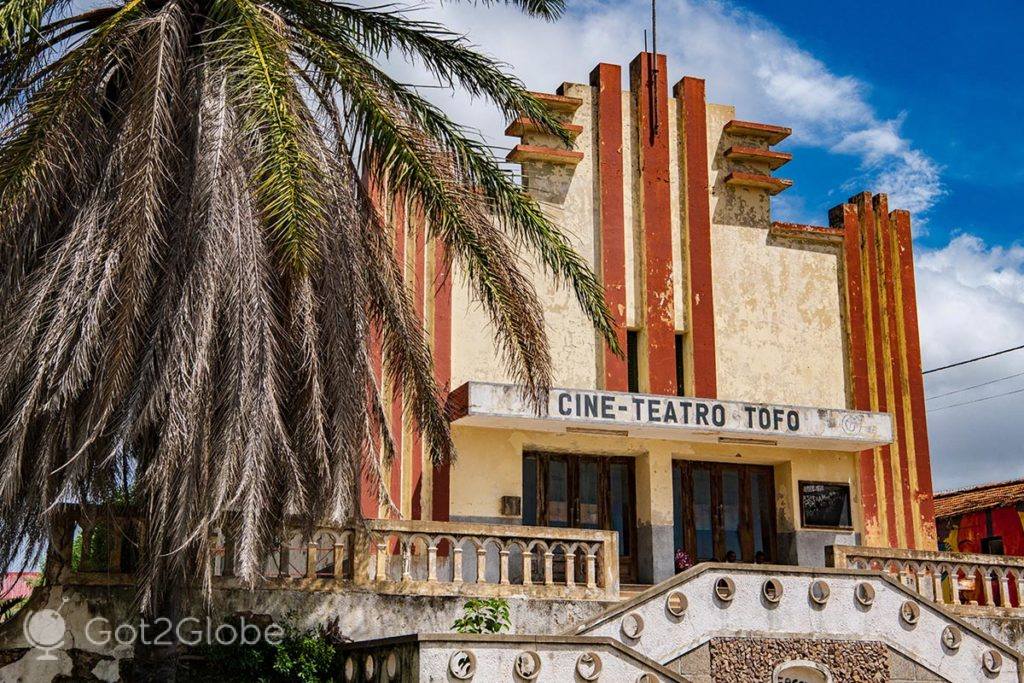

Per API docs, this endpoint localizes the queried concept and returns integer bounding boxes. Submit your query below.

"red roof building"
[935,478,1024,555]
[1,572,40,600]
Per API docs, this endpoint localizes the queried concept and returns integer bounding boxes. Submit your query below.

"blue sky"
[405,0,1024,490]
[738,0,1024,249]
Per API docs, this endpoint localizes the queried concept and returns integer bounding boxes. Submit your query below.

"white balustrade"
[829,545,1024,613]
[58,507,620,601]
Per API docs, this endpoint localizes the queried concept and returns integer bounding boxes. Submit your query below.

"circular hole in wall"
[941,626,962,652]
[620,612,645,640]
[575,652,603,681]
[449,650,477,680]
[363,654,375,680]
[855,582,875,607]
[983,650,1003,674]
[666,591,688,617]
[808,580,830,606]
[900,601,921,626]
[343,657,356,682]
[636,674,659,683]
[762,578,784,604]
[714,577,736,602]
[513,651,542,680]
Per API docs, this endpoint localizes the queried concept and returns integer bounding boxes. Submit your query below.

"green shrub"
[452,598,511,634]
[198,617,347,682]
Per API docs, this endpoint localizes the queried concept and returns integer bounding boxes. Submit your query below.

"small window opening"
[626,330,639,393]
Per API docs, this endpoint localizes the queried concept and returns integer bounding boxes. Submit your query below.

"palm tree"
[0,0,615,617]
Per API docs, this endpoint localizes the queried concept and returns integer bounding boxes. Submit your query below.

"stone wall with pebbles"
[707,637,889,682]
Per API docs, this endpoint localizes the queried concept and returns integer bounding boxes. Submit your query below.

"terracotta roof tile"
[934,478,1024,519]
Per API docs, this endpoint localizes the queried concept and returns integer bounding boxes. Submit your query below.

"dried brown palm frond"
[0,0,617,612]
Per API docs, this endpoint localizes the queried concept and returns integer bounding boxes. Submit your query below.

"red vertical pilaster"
[411,212,426,519]
[876,195,915,546]
[430,244,452,522]
[893,209,937,546]
[676,76,717,398]
[590,63,628,391]
[631,53,676,396]
[857,192,899,547]
[388,198,405,518]
[832,202,880,542]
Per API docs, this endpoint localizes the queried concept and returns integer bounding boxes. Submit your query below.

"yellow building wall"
[449,82,600,391]
[449,425,860,544]
[704,103,847,409]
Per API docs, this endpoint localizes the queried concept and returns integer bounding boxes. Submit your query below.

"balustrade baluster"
[950,567,962,606]
[1016,575,1024,608]
[983,568,995,606]
[931,570,944,605]
[522,551,533,586]
[427,542,438,583]
[453,545,464,585]
[475,545,487,584]
[306,542,317,578]
[402,539,413,582]
[375,541,388,582]
[543,551,554,586]
[565,552,575,587]
[333,542,346,580]
[999,573,1011,606]
[586,553,597,589]
[499,549,510,585]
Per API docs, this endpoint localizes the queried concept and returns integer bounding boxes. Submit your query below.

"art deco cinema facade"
[367,51,938,586]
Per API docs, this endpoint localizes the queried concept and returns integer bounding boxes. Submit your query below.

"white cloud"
[917,235,1024,489]
[390,0,943,217]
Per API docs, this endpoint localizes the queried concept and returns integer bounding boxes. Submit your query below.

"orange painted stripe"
[411,210,426,520]
[631,53,675,396]
[676,76,717,398]
[590,63,628,391]
[831,202,879,538]
[857,193,899,547]
[362,174,385,519]
[388,197,405,518]
[876,196,915,546]
[893,209,937,546]
[430,243,452,522]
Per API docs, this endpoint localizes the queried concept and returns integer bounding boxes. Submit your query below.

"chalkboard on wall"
[799,481,853,529]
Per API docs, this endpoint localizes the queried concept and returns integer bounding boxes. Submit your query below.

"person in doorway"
[725,551,737,563]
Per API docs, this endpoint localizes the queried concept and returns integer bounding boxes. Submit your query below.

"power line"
[922,344,1024,375]
[925,370,1024,401]
[927,385,1024,413]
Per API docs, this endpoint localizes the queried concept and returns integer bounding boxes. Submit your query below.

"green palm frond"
[452,0,565,20]
[0,0,64,50]
[0,0,615,614]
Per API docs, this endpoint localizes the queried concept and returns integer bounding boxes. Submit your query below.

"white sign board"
[451,382,892,451]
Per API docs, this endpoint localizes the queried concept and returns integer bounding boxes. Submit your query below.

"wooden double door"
[673,461,777,564]
[522,452,637,582]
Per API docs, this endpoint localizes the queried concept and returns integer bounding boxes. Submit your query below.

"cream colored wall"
[623,90,640,330]
[449,83,599,391]
[449,425,860,538]
[705,103,847,409]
